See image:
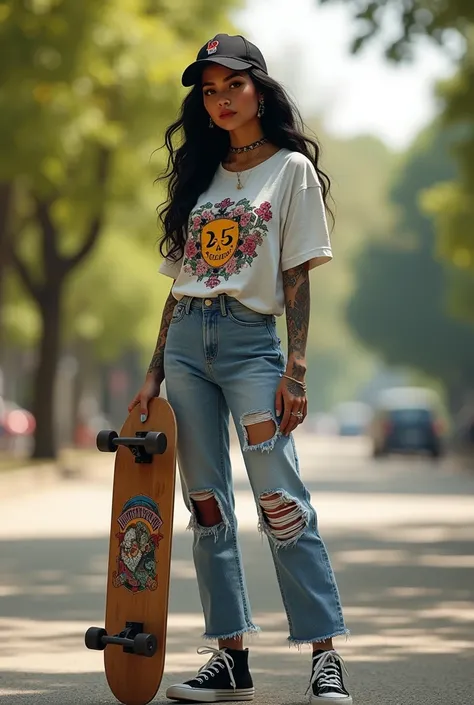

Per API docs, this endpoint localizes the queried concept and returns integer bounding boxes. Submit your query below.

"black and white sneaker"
[166,646,255,702]
[308,649,352,704]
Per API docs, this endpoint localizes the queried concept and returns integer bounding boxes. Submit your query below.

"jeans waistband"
[181,294,230,316]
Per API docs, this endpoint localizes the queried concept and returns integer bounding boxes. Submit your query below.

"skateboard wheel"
[133,633,157,657]
[143,432,167,455]
[96,430,118,453]
[85,626,107,651]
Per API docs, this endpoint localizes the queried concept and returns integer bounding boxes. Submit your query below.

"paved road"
[1,434,473,704]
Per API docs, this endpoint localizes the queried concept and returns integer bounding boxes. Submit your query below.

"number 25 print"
[200,219,239,267]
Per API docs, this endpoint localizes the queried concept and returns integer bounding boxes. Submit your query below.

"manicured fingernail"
[140,413,147,423]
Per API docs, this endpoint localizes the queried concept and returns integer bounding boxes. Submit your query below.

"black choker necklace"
[229,137,268,154]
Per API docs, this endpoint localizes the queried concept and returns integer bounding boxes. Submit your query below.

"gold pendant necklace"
[237,172,243,190]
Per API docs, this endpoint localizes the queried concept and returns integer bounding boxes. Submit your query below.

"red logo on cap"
[207,40,219,55]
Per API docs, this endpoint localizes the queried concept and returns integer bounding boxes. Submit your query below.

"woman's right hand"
[128,373,162,422]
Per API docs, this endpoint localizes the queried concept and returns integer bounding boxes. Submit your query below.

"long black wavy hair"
[157,68,334,262]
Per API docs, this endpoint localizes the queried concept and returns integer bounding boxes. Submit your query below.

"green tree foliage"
[0,0,238,458]
[421,30,474,289]
[315,1,474,302]
[346,123,474,408]
[64,230,171,362]
[316,0,472,60]
[295,125,396,411]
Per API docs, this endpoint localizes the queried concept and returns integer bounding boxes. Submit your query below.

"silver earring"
[257,98,265,118]
[209,117,214,128]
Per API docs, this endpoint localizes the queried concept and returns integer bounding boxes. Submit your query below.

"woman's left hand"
[276,376,307,436]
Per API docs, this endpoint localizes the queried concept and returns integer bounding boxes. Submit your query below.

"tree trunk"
[31,287,62,459]
[0,182,13,364]
[13,149,110,459]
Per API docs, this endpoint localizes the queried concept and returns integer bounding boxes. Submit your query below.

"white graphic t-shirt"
[158,148,332,316]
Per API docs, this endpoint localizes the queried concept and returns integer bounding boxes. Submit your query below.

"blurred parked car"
[369,387,446,459]
[0,397,36,452]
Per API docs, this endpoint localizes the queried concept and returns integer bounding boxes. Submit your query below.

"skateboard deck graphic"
[85,397,177,705]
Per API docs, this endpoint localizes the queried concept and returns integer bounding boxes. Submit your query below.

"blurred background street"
[1,0,474,702]
[1,434,474,703]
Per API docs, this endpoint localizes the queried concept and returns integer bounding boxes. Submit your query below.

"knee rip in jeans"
[188,489,229,542]
[258,490,309,549]
[239,409,281,452]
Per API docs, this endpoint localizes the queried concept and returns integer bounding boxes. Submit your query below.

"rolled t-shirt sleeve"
[158,255,183,279]
[280,184,333,272]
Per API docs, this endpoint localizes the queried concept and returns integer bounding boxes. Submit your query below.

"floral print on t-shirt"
[182,197,273,289]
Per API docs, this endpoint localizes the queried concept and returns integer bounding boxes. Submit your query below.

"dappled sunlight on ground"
[1,515,473,677]
[1,440,473,703]
[334,548,474,568]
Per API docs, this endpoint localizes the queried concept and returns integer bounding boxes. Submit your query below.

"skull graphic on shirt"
[200,218,239,267]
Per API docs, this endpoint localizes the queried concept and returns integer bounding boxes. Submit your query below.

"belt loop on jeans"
[219,293,227,317]
[184,296,193,314]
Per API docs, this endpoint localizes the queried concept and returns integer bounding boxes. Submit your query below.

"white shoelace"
[306,650,349,695]
[194,647,236,689]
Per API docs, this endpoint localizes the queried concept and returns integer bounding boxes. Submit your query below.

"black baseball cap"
[181,33,268,87]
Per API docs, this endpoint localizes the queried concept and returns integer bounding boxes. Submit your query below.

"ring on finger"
[290,411,304,419]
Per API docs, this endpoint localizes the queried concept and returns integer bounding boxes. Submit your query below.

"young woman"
[129,33,352,705]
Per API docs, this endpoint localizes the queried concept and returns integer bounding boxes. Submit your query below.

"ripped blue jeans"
[164,294,349,644]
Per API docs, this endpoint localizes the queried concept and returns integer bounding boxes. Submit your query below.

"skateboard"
[85,397,177,705]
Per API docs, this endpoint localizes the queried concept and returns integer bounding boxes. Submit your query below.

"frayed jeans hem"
[287,628,350,647]
[202,624,261,641]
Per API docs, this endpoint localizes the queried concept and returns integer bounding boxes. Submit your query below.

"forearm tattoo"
[283,263,310,381]
[147,291,176,377]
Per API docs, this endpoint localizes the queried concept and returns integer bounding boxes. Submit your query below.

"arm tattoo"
[285,378,306,398]
[283,263,310,380]
[147,289,176,379]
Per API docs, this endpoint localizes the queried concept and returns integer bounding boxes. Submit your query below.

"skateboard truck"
[96,429,167,464]
[85,622,158,657]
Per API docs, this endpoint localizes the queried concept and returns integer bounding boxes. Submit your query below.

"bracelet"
[282,374,307,391]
